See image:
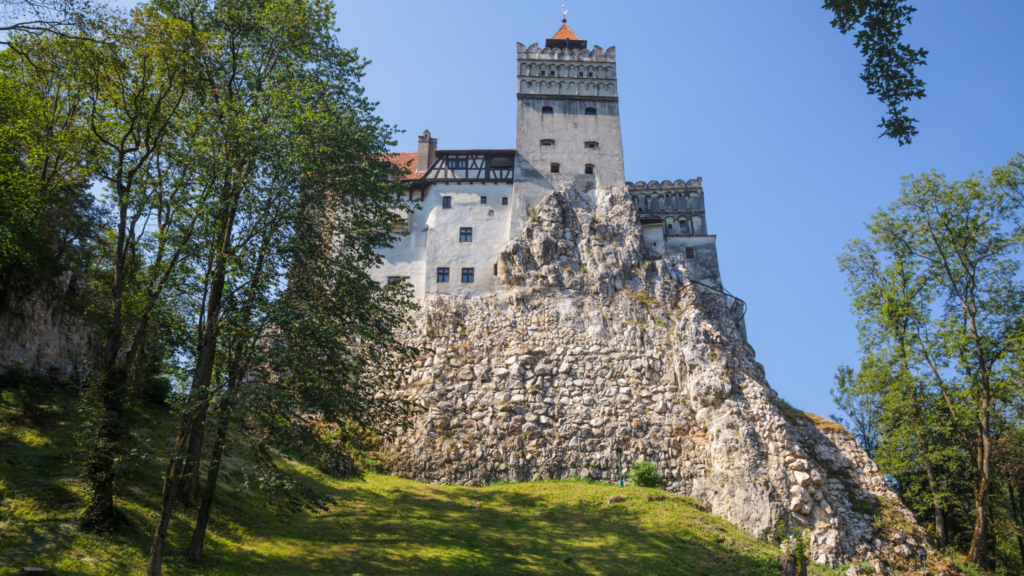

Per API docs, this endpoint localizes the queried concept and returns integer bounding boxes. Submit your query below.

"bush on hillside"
[627,461,666,488]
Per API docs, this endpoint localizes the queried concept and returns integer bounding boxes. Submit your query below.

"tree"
[140,0,418,572]
[822,0,928,145]
[838,160,1024,567]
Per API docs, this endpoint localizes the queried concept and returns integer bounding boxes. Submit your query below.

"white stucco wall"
[371,182,513,298]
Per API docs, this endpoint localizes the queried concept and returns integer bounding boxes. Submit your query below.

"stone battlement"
[516,42,616,62]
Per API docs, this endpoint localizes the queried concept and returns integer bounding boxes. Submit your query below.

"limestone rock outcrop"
[0,274,96,381]
[383,184,929,567]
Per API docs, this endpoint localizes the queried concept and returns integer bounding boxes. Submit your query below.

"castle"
[376,18,724,298]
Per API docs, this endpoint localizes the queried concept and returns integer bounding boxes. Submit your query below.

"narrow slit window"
[584,141,599,149]
[584,107,596,116]
[541,139,555,147]
[462,268,474,283]
[550,163,560,174]
[493,263,498,276]
[442,196,452,209]
[542,106,553,114]
[584,164,594,175]
[459,227,473,242]
[437,268,449,283]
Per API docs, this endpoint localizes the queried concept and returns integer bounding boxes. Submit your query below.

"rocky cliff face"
[383,184,929,569]
[0,275,95,382]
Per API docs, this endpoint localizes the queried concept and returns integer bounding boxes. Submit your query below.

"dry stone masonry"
[383,183,931,569]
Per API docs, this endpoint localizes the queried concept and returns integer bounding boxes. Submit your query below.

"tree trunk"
[779,554,807,576]
[922,455,946,546]
[186,405,231,563]
[145,183,239,575]
[83,194,129,531]
[967,431,993,567]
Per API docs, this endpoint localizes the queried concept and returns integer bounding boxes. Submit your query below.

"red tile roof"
[387,152,424,181]
[550,22,580,40]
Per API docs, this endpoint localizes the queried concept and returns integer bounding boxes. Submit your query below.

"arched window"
[584,164,594,175]
[584,141,599,149]
[584,107,596,116]
[540,139,555,147]
[550,163,560,173]
[542,106,554,114]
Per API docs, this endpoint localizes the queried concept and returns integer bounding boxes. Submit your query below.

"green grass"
[0,390,838,576]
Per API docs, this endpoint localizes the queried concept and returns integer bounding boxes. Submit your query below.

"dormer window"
[585,107,596,116]
[584,141,599,149]
[540,139,555,147]
[584,164,594,175]
[550,163,560,173]
[542,106,553,114]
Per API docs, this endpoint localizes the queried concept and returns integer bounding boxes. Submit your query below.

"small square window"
[442,196,452,209]
[502,197,508,205]
[437,267,449,283]
[584,164,594,175]
[588,72,593,77]
[462,268,474,283]
[460,227,473,242]
[667,224,673,229]
[685,247,695,259]
[540,70,546,76]
[387,276,402,285]
[550,163,560,174]
[480,196,487,204]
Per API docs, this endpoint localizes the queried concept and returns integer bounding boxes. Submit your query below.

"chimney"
[417,130,437,172]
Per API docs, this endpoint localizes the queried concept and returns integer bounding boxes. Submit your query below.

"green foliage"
[627,460,666,488]
[822,0,927,145]
[838,157,1024,567]
[777,521,811,562]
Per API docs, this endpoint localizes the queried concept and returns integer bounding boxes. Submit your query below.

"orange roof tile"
[550,22,580,41]
[387,152,425,181]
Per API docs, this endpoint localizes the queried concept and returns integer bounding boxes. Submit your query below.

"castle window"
[550,163,560,173]
[667,223,673,229]
[540,70,545,76]
[460,227,473,242]
[541,139,555,147]
[442,196,452,209]
[542,106,553,114]
[493,263,498,276]
[685,247,695,260]
[584,141,599,148]
[462,268,474,283]
[480,196,487,204]
[437,267,449,283]
[502,197,508,205]
[584,164,594,175]
[585,107,596,116]
[588,71,593,77]
[447,159,467,168]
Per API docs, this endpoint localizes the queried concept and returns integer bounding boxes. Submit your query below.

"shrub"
[627,461,666,488]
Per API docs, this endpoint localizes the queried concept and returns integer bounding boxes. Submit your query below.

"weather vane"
[562,5,568,23]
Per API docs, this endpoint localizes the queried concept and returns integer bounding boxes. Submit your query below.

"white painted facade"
[372,20,726,298]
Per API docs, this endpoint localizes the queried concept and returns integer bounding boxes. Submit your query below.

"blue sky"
[336,0,1024,417]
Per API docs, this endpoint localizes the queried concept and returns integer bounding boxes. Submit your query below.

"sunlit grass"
[0,392,839,576]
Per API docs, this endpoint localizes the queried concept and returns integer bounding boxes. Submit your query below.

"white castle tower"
[372,16,725,299]
[510,19,625,237]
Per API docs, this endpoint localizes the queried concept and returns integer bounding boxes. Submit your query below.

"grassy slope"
[1,391,841,576]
